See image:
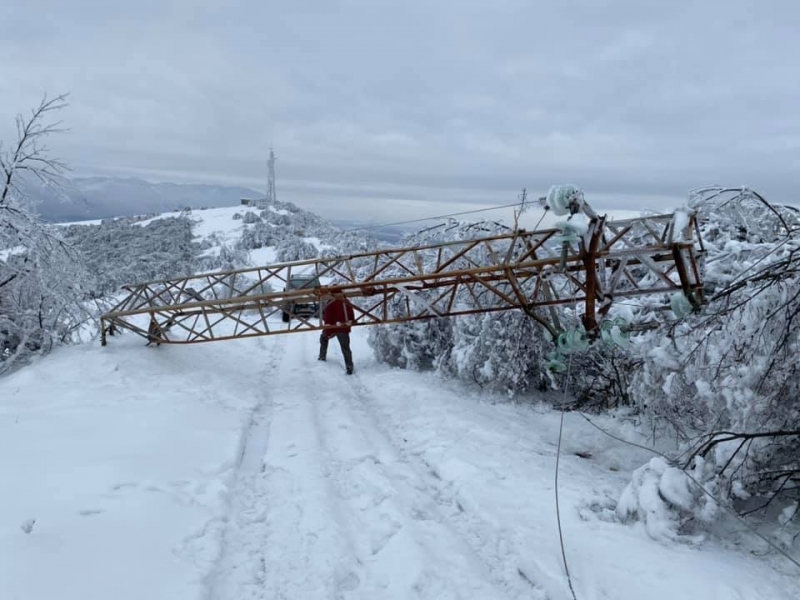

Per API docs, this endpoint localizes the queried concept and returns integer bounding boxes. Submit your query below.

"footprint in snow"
[336,571,361,592]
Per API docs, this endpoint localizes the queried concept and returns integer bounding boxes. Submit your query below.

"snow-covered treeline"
[369,190,800,535]
[61,217,196,295]
[368,220,553,393]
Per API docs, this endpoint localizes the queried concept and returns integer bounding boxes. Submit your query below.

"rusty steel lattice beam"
[100,212,704,346]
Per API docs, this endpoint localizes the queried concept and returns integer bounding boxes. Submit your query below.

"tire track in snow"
[308,354,524,599]
[341,370,550,600]
[205,331,543,599]
[207,333,365,599]
[204,334,286,600]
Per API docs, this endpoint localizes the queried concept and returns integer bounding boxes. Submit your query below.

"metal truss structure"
[100,209,704,346]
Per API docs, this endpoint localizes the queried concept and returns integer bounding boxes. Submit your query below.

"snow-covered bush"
[242,211,261,224]
[563,342,640,409]
[616,456,719,542]
[369,317,452,371]
[262,210,290,226]
[275,237,318,262]
[323,229,381,256]
[202,243,249,272]
[440,311,550,394]
[238,221,278,250]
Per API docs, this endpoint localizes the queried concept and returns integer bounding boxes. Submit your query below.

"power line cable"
[531,205,550,231]
[555,292,580,600]
[555,350,579,600]
[342,201,533,233]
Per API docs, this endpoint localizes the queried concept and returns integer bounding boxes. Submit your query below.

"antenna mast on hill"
[266,147,277,204]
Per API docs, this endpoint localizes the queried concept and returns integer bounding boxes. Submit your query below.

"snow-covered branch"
[1,93,94,372]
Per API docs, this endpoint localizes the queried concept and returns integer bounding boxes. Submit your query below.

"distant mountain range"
[20,176,265,222]
[18,175,413,242]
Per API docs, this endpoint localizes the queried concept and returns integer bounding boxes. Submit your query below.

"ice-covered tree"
[275,237,319,262]
[238,220,279,251]
[431,310,552,395]
[368,218,553,394]
[1,95,93,372]
[618,188,800,534]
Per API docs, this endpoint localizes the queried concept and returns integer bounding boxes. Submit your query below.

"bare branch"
[1,93,70,207]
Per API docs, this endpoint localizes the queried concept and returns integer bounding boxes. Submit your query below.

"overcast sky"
[2,0,798,224]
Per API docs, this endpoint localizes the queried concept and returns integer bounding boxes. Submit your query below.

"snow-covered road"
[1,327,798,599]
[207,332,541,599]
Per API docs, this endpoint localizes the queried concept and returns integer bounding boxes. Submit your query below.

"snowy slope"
[1,326,798,600]
[140,204,329,266]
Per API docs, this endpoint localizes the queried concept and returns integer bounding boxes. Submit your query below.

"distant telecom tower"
[266,147,277,204]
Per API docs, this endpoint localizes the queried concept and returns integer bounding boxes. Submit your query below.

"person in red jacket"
[318,292,355,374]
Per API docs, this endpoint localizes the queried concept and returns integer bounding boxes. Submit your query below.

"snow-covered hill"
[174,202,337,267]
[56,198,379,299]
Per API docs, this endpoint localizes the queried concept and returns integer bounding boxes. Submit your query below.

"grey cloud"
[1,0,798,219]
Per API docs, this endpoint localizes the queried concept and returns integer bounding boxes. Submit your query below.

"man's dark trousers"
[319,332,353,371]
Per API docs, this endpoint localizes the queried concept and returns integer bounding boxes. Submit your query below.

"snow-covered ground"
[3,200,798,599]
[189,207,250,249]
[2,324,798,600]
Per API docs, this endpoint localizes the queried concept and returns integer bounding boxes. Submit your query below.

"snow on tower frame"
[99,186,704,346]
